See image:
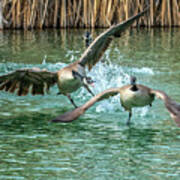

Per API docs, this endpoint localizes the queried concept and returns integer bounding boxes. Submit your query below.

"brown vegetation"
[0,0,180,29]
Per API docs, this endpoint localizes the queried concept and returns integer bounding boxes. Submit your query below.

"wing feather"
[0,68,58,96]
[151,89,180,125]
[52,87,121,123]
[78,6,149,71]
[95,87,121,102]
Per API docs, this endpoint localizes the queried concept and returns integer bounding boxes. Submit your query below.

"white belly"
[120,88,153,110]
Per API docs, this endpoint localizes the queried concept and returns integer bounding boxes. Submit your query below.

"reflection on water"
[0,28,180,179]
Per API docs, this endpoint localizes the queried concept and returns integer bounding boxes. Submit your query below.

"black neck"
[130,84,138,91]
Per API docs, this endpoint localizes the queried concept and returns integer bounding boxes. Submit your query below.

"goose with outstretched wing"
[52,76,180,127]
[0,7,149,108]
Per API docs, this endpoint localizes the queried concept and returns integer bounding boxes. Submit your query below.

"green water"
[0,29,180,180]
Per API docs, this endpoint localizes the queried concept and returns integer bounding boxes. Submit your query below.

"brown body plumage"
[0,7,149,108]
[52,77,180,127]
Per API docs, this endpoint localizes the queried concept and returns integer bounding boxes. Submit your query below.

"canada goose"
[84,31,92,48]
[52,76,180,127]
[0,7,149,108]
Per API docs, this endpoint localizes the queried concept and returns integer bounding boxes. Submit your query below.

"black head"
[130,76,138,91]
[130,76,137,85]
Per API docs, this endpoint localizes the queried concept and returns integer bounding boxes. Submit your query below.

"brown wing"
[151,89,180,126]
[151,89,180,111]
[0,68,58,96]
[52,87,121,123]
[95,87,121,102]
[78,6,150,71]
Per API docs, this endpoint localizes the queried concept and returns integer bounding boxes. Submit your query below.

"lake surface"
[0,28,180,179]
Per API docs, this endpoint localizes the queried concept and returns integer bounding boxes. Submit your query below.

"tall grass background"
[0,0,180,29]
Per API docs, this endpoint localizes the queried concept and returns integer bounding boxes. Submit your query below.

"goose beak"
[84,77,95,87]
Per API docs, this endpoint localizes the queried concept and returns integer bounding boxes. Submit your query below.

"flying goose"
[52,76,180,127]
[0,7,149,108]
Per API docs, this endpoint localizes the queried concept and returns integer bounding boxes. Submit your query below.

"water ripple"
[0,29,180,179]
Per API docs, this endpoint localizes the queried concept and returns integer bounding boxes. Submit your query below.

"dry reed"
[0,0,180,30]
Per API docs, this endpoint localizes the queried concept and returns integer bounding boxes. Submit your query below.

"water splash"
[0,59,156,118]
[65,50,81,63]
[77,60,155,117]
[129,67,154,75]
[42,55,47,64]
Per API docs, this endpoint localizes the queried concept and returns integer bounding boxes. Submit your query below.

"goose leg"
[83,84,95,96]
[126,110,132,126]
[66,94,78,108]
